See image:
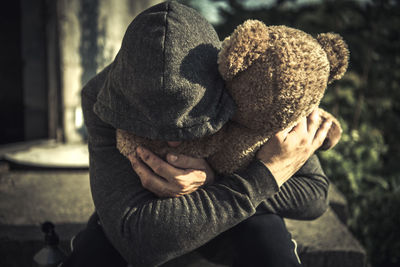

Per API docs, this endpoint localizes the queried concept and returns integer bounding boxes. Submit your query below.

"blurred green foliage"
[183,0,400,266]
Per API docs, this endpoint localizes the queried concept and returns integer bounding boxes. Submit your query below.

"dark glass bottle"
[33,221,67,267]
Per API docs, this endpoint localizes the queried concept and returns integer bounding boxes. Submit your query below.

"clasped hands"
[128,109,336,197]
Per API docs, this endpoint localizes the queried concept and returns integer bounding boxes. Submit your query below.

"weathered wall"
[58,0,163,143]
[0,1,24,144]
[20,0,48,141]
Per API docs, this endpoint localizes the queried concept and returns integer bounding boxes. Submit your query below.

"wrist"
[235,160,280,205]
[262,161,289,188]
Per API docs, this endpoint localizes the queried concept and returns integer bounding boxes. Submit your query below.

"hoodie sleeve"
[82,87,279,266]
[257,154,330,220]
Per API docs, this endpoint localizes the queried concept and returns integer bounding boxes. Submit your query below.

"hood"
[93,1,235,141]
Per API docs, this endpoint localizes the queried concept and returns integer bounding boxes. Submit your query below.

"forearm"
[256,154,330,220]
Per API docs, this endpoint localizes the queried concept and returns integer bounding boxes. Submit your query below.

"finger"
[328,126,341,147]
[307,109,320,134]
[166,153,205,169]
[274,124,294,142]
[285,118,309,146]
[136,146,185,181]
[321,123,342,150]
[312,119,333,149]
[290,116,307,135]
[128,155,173,197]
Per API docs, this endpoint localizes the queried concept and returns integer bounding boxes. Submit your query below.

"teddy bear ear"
[316,33,350,83]
[218,20,269,81]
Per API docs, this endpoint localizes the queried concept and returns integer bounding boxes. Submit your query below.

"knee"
[237,214,286,236]
[234,214,292,250]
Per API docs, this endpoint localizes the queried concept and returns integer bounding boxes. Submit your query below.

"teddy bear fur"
[116,20,349,174]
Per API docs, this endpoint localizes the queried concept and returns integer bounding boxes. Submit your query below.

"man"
[63,1,333,266]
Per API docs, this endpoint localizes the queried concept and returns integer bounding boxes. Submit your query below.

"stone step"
[286,209,366,267]
[0,170,93,267]
[0,171,365,266]
[328,183,348,223]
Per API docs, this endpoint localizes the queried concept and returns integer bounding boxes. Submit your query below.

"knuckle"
[300,137,308,146]
[309,114,318,124]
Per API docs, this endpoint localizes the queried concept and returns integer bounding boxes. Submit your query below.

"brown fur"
[116,20,349,174]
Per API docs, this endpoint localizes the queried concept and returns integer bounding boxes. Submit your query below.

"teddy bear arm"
[208,145,257,175]
[207,124,268,175]
[116,129,140,158]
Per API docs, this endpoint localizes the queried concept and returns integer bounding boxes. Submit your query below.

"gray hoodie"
[93,1,234,141]
[82,1,329,266]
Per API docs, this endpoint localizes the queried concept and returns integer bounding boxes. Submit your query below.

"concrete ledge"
[286,209,366,267]
[0,170,92,266]
[0,171,93,225]
[328,184,348,223]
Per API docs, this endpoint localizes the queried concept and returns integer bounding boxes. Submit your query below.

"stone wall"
[20,0,48,141]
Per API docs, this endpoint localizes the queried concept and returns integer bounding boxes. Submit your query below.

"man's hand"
[256,109,332,187]
[128,147,215,198]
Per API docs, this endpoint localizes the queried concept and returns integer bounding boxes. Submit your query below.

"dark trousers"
[62,213,301,267]
[61,213,127,267]
[232,214,301,267]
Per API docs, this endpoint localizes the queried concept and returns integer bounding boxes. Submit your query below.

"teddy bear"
[116,20,349,174]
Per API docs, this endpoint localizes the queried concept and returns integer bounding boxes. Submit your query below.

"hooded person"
[63,1,332,266]
[92,2,235,141]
